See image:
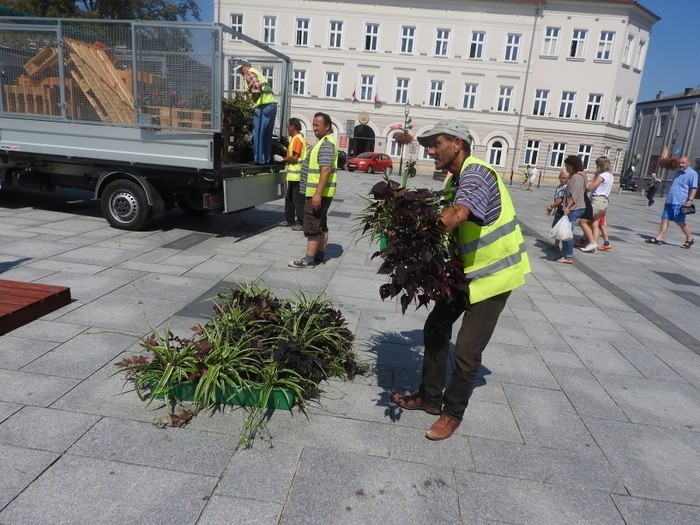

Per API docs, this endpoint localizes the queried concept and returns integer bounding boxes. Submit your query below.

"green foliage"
[5,0,200,20]
[115,282,366,447]
[359,177,468,314]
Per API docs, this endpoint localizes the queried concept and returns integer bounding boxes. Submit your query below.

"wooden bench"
[0,280,71,335]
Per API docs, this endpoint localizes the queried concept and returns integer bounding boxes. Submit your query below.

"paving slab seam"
[518,222,700,356]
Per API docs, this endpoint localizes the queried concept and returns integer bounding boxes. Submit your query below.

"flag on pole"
[660,145,669,159]
[374,94,385,106]
[351,89,358,103]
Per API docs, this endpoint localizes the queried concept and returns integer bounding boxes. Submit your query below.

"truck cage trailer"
[0,17,292,230]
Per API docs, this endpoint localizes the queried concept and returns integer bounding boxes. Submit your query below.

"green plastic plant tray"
[151,382,295,410]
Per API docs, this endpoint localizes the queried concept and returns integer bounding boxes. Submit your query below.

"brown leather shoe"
[425,414,461,440]
[391,391,441,415]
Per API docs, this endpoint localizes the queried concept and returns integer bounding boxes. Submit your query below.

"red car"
[346,152,393,174]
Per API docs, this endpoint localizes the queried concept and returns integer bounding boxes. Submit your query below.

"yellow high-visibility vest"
[245,67,277,107]
[448,155,531,303]
[286,134,306,182]
[305,134,337,197]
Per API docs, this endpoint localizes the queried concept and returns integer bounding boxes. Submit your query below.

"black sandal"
[681,239,694,249]
[645,238,661,244]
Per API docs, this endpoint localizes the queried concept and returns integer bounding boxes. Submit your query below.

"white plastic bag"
[549,215,573,241]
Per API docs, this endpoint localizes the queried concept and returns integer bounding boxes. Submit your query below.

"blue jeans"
[561,208,586,257]
[253,103,277,164]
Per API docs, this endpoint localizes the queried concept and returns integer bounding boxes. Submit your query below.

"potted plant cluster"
[116,282,367,446]
[658,156,680,170]
[359,178,467,314]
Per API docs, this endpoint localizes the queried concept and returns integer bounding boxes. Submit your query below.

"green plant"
[115,281,365,447]
[359,176,468,313]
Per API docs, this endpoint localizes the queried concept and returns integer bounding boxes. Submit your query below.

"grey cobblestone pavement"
[0,170,698,525]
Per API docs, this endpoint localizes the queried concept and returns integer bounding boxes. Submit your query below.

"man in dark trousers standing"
[391,119,530,440]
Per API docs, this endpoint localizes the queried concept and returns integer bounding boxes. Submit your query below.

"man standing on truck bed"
[236,59,278,165]
[289,112,337,268]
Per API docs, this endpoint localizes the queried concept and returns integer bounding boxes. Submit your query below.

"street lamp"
[398,102,412,178]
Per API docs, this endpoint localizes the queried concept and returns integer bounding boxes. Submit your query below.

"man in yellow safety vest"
[391,119,530,440]
[278,118,307,228]
[288,112,337,268]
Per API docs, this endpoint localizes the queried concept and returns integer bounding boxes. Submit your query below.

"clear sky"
[196,0,698,103]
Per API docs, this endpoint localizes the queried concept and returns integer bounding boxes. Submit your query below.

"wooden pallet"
[142,106,212,128]
[0,280,71,336]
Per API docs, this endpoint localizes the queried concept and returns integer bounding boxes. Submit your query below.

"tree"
[76,1,200,21]
[3,1,200,21]
[5,0,78,17]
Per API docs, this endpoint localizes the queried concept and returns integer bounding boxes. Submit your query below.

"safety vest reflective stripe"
[305,134,337,197]
[458,219,518,256]
[466,240,528,280]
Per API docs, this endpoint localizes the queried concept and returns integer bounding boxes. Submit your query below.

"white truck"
[0,17,291,230]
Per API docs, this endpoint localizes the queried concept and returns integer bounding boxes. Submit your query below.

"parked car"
[347,152,393,174]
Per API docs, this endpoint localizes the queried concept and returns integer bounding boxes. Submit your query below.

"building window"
[292,69,306,95]
[635,40,646,69]
[261,67,274,89]
[470,31,485,59]
[524,140,540,165]
[656,115,668,137]
[559,91,576,118]
[390,135,402,157]
[569,29,587,58]
[325,72,339,98]
[614,148,622,173]
[488,140,504,166]
[395,77,410,104]
[597,31,615,60]
[613,96,622,124]
[542,27,560,56]
[578,144,592,169]
[230,13,243,40]
[421,145,432,160]
[329,21,343,49]
[623,34,634,65]
[360,74,375,101]
[400,26,415,54]
[585,93,603,121]
[365,23,379,51]
[463,83,478,110]
[429,80,444,107]
[623,100,634,126]
[497,86,513,112]
[505,33,521,62]
[296,18,309,46]
[263,15,276,44]
[533,89,549,116]
[435,28,450,56]
[228,59,243,92]
[550,142,566,167]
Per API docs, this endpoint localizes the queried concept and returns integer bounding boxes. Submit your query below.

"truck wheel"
[101,179,152,230]
[178,200,211,215]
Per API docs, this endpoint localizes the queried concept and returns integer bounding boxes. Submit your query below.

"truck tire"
[101,179,152,230]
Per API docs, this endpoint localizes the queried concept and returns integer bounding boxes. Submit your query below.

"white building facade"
[215,0,658,179]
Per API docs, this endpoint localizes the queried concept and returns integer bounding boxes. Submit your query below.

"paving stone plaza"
[0,170,698,524]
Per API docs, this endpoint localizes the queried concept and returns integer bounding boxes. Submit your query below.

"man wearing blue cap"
[391,119,530,440]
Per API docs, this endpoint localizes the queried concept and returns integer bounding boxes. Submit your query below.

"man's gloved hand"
[273,154,284,162]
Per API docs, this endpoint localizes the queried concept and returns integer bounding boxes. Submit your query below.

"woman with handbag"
[556,155,596,264]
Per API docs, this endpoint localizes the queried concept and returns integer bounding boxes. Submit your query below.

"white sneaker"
[580,243,597,253]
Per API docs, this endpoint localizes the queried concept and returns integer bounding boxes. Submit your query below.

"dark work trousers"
[420,289,510,420]
[646,184,658,206]
[284,180,304,225]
